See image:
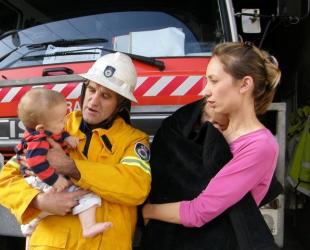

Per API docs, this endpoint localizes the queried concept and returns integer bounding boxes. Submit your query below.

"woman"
[141,42,282,250]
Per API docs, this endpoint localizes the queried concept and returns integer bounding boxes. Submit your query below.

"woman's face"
[204,56,242,114]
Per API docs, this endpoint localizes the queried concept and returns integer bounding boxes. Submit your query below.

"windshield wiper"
[0,38,107,63]
[21,50,100,61]
[21,47,166,71]
[99,47,165,71]
[128,53,165,71]
[27,38,108,49]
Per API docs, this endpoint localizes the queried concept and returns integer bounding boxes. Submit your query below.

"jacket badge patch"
[135,143,150,161]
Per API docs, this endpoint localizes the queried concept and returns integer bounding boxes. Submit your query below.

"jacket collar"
[79,118,112,134]
[68,111,126,138]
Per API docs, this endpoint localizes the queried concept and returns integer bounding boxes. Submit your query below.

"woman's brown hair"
[212,42,281,115]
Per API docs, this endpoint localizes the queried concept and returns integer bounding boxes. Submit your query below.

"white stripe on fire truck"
[2,87,22,102]
[0,75,205,102]
[170,76,201,96]
[136,76,148,89]
[51,83,67,92]
[198,85,207,96]
[143,76,174,96]
[66,83,83,99]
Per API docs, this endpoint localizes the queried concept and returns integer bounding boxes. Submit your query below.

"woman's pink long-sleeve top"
[179,128,279,227]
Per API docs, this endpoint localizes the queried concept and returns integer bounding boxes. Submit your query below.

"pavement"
[0,208,309,250]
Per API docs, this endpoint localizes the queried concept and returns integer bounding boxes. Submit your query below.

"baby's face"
[202,105,229,131]
[211,112,229,131]
[43,102,67,134]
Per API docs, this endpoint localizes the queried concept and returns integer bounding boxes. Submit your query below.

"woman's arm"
[143,202,181,224]
[179,135,278,227]
[143,133,278,227]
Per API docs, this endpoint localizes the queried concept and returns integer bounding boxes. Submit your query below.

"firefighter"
[0,52,151,250]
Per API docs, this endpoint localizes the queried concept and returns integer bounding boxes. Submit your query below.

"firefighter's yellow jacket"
[0,111,151,250]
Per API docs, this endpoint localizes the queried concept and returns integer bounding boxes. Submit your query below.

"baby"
[15,88,111,247]
[201,101,229,131]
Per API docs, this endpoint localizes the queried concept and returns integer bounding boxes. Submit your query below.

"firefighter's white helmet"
[80,52,138,102]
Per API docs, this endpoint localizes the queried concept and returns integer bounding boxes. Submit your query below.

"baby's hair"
[18,88,66,128]
[212,42,281,115]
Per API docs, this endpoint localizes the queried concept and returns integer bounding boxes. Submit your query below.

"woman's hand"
[142,202,181,224]
[31,189,88,216]
[142,203,151,225]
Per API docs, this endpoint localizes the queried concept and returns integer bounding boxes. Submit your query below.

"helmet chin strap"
[79,82,88,108]
[102,95,131,126]
[116,98,131,125]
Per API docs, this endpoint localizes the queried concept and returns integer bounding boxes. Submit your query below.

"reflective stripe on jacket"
[0,111,151,250]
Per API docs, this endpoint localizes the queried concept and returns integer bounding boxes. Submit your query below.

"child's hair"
[18,88,66,128]
[212,42,281,115]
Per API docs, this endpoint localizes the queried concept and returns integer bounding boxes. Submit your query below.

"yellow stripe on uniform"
[121,156,151,175]
[7,156,20,170]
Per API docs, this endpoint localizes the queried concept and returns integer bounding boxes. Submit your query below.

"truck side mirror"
[241,9,261,34]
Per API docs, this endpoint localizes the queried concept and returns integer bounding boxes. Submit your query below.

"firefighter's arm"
[0,156,40,224]
[74,136,151,206]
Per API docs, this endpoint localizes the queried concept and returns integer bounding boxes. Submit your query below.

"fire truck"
[0,0,302,247]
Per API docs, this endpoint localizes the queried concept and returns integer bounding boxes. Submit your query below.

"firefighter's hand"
[19,155,28,168]
[65,136,79,149]
[46,138,80,180]
[31,189,88,216]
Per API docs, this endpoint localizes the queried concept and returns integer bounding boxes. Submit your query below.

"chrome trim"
[0,140,20,147]
[0,75,85,87]
[226,0,239,41]
[131,105,182,114]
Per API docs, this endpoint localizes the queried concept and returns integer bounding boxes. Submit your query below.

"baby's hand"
[65,136,79,149]
[52,175,70,192]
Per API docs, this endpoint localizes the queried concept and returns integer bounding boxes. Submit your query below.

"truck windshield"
[0,0,225,69]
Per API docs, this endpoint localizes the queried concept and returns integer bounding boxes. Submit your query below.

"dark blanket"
[140,99,281,250]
